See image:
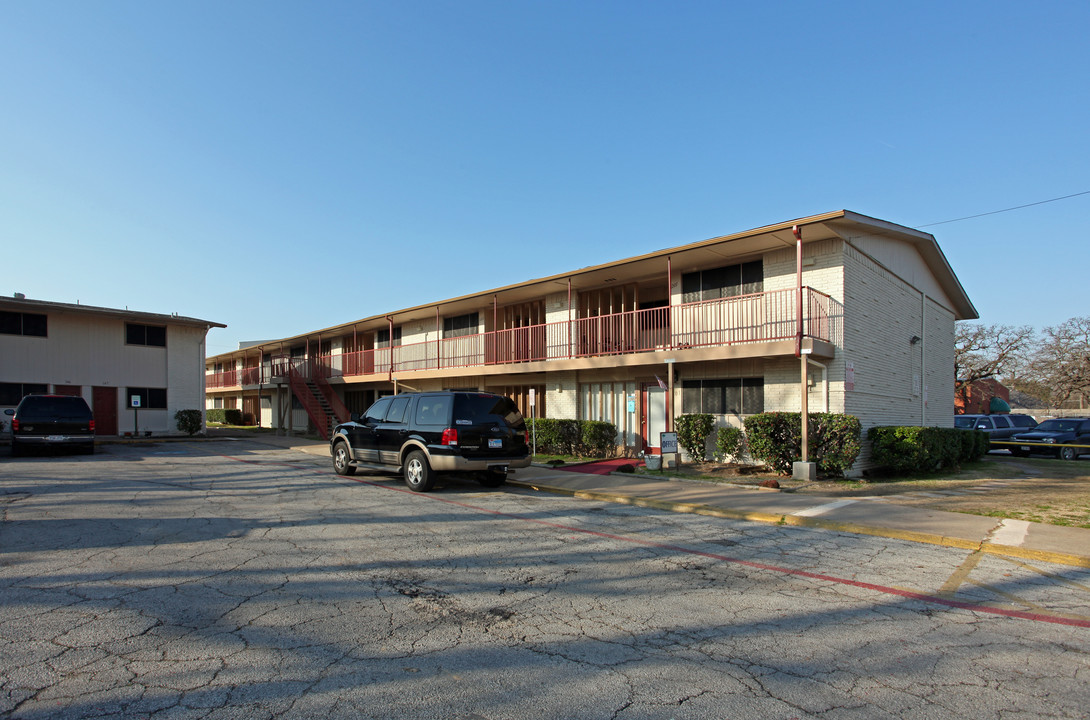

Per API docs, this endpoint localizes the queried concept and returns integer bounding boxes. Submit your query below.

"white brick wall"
[546,371,579,419]
[840,242,958,470]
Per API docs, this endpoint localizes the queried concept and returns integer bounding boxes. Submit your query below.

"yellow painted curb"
[981,543,1090,569]
[509,480,1090,569]
[781,514,983,551]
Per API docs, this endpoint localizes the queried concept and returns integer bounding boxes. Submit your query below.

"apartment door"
[641,383,666,453]
[53,385,82,396]
[92,386,118,436]
[242,396,260,426]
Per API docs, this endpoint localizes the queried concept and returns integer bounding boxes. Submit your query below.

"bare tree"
[954,323,1036,392]
[1028,316,1090,408]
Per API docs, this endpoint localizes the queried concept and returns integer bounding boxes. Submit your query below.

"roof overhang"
[0,296,226,330]
[209,209,976,358]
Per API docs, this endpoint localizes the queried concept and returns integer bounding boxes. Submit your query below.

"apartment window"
[681,260,762,303]
[376,326,402,348]
[127,387,167,409]
[682,378,764,415]
[212,397,223,409]
[443,312,479,338]
[126,323,167,347]
[0,311,48,337]
[0,382,50,405]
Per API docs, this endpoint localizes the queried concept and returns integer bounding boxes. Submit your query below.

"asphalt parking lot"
[2,440,1089,719]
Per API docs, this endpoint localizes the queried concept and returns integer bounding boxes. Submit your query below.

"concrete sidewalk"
[241,433,1090,569]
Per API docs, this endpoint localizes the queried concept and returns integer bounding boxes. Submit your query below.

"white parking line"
[791,499,859,517]
[990,519,1031,547]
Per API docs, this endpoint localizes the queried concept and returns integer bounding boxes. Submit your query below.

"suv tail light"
[441,428,458,446]
[89,419,95,432]
[11,418,19,432]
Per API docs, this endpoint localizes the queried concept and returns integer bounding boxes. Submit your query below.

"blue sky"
[2,1,1087,356]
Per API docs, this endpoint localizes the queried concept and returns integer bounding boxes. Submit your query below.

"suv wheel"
[332,441,356,476]
[403,450,435,492]
[1059,446,1077,461]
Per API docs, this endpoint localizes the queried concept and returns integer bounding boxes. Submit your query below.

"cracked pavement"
[1,440,1088,719]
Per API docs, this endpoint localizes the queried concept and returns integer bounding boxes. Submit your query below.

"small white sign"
[131,396,142,408]
[528,388,536,407]
[660,432,678,454]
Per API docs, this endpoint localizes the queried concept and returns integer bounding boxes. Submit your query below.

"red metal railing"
[208,287,843,385]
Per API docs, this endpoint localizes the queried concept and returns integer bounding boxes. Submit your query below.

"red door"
[93,387,118,436]
[53,385,83,396]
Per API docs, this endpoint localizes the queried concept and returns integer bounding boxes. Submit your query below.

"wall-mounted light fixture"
[910,335,921,345]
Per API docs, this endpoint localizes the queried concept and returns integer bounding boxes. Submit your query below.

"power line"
[915,190,1090,228]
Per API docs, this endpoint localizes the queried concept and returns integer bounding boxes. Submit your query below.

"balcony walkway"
[207,287,842,389]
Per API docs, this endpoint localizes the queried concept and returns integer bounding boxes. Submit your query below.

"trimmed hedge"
[582,421,618,458]
[743,412,862,476]
[868,426,987,473]
[675,414,715,461]
[206,408,243,425]
[527,418,618,457]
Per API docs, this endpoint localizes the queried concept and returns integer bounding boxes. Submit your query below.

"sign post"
[131,395,141,436]
[528,388,537,457]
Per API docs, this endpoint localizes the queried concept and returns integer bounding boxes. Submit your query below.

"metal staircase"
[286,363,350,440]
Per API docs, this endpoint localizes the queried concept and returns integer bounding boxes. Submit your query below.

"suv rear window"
[415,396,452,426]
[17,396,92,421]
[454,394,525,427]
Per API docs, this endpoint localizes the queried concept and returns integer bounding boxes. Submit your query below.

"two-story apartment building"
[205,210,977,463]
[2,296,225,436]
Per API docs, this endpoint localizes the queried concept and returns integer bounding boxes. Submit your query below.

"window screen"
[682,378,763,414]
[126,323,167,347]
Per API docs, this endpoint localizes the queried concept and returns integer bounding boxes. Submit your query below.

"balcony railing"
[206,287,842,387]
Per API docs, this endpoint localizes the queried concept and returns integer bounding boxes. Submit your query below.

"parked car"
[329,391,531,491]
[954,413,1038,444]
[1009,417,1090,460]
[5,394,95,456]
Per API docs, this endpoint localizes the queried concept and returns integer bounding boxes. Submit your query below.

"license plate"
[1021,446,1030,451]
[46,435,67,442]
[488,438,503,449]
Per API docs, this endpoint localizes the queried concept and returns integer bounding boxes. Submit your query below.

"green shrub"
[526,418,618,457]
[582,421,618,458]
[675,413,715,461]
[207,408,226,424]
[556,419,582,455]
[224,409,243,425]
[809,413,863,476]
[527,418,560,453]
[868,426,986,473]
[715,426,746,461]
[174,409,204,436]
[743,412,862,476]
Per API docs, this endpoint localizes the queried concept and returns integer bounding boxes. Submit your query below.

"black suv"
[1009,417,1090,460]
[330,391,531,491]
[5,394,95,456]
